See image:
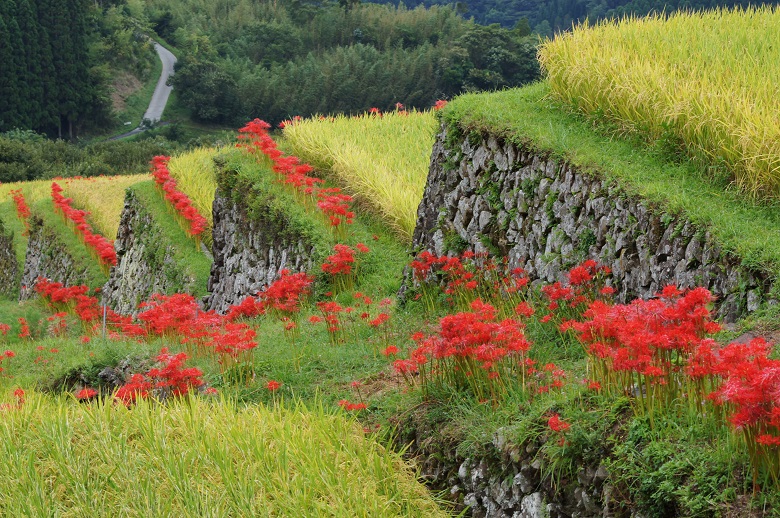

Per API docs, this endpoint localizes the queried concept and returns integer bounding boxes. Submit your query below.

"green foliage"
[215,151,333,267]
[148,0,540,124]
[131,181,212,297]
[0,130,183,182]
[364,0,777,34]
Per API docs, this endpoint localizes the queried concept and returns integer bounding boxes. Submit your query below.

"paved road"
[111,43,177,140]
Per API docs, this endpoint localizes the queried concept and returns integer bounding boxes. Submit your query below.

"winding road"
[111,43,177,140]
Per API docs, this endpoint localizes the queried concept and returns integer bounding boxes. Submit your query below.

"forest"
[0,0,155,137]
[1,0,540,135]
[369,0,780,33]
[147,0,540,125]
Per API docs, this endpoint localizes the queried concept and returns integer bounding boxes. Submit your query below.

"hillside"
[1,7,780,517]
[366,0,780,33]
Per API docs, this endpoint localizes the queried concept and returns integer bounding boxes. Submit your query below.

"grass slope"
[440,82,780,284]
[130,181,212,297]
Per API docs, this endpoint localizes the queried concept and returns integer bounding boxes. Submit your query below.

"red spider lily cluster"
[321,243,369,292]
[115,348,206,405]
[51,182,117,268]
[136,293,258,379]
[571,286,720,416]
[434,99,448,110]
[237,119,355,239]
[17,318,30,340]
[338,399,367,411]
[35,277,144,337]
[9,189,30,235]
[540,259,613,325]
[75,387,98,400]
[150,155,209,245]
[260,269,315,323]
[33,278,259,379]
[392,298,532,401]
[569,284,780,488]
[410,250,531,313]
[0,323,9,336]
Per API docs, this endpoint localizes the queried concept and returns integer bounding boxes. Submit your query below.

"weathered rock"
[0,217,18,298]
[407,124,774,321]
[20,214,99,300]
[102,186,206,315]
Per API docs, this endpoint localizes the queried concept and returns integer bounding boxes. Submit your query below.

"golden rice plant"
[0,179,52,206]
[282,110,438,241]
[61,175,148,239]
[1,175,146,240]
[167,147,219,228]
[0,391,447,517]
[538,6,780,200]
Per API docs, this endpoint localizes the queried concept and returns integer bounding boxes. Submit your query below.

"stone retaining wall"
[205,190,320,313]
[410,124,773,321]
[102,186,202,315]
[20,215,97,300]
[0,217,18,298]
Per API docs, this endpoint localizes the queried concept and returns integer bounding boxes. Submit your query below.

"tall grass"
[282,111,437,240]
[167,147,219,229]
[61,175,148,239]
[538,6,780,200]
[0,392,447,517]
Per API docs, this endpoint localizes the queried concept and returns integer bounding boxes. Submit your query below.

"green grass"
[440,82,780,281]
[0,392,447,517]
[131,181,213,297]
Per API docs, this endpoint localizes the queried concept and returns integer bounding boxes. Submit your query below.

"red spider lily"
[266,380,282,391]
[149,156,209,244]
[316,300,346,346]
[224,295,266,322]
[237,119,351,237]
[51,182,117,268]
[115,373,152,405]
[9,189,30,234]
[547,413,571,432]
[382,345,399,357]
[75,387,98,400]
[409,251,531,316]
[338,399,367,411]
[17,318,30,340]
[434,100,448,110]
[1,388,25,411]
[0,323,9,336]
[260,269,314,320]
[395,298,531,401]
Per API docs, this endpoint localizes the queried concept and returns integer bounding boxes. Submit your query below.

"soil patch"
[111,71,143,113]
